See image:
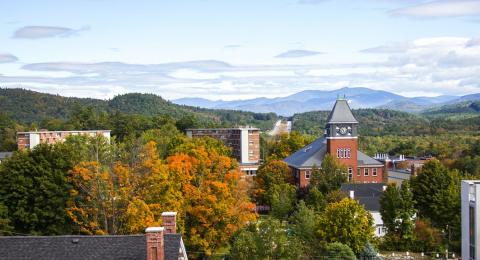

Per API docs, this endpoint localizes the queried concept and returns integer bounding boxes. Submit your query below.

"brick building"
[186,127,260,176]
[16,130,111,150]
[284,98,384,188]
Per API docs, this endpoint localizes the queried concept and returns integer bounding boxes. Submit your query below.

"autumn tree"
[316,198,374,254]
[254,160,293,204]
[266,131,313,160]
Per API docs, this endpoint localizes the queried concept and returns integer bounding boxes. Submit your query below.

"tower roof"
[326,99,358,124]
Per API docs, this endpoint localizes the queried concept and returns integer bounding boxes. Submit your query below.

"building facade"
[462,180,480,260]
[17,130,111,150]
[284,98,384,188]
[185,127,260,176]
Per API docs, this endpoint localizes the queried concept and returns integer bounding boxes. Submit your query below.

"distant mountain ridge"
[173,87,476,116]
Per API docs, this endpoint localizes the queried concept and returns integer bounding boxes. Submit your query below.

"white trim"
[145,227,164,233]
[326,137,358,139]
[161,212,177,216]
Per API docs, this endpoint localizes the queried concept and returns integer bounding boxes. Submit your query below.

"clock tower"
[325,97,359,181]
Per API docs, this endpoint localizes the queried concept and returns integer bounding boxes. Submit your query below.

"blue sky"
[1,0,480,100]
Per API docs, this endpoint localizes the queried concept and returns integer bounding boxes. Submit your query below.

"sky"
[1,0,480,101]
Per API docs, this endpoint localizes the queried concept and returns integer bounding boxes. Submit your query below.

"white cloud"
[13,26,90,39]
[275,49,323,58]
[0,53,18,63]
[392,0,480,17]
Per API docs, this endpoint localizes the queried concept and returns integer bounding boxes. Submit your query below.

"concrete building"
[284,98,384,188]
[462,180,480,260]
[341,183,387,237]
[186,127,260,176]
[17,130,111,150]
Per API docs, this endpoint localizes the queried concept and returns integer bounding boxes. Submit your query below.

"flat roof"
[186,127,260,131]
[17,130,111,134]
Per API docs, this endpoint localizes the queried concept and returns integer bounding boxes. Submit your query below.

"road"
[268,119,292,136]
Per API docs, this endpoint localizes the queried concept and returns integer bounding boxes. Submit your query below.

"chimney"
[146,227,164,260]
[349,190,355,199]
[161,212,177,234]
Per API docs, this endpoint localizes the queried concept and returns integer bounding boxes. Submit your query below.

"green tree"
[358,241,380,260]
[380,182,416,250]
[267,183,297,220]
[324,242,356,260]
[317,198,374,254]
[229,217,304,260]
[266,131,313,160]
[290,200,318,255]
[310,154,348,194]
[255,160,292,203]
[0,202,13,235]
[0,144,73,235]
[410,159,461,249]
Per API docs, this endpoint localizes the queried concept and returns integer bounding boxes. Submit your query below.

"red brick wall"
[327,138,358,179]
[354,166,383,183]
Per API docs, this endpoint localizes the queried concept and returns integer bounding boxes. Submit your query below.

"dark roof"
[284,138,381,169]
[0,234,184,260]
[326,99,358,124]
[284,138,327,168]
[340,183,385,211]
[357,151,383,166]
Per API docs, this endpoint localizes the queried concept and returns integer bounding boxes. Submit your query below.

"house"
[0,211,188,260]
[0,152,13,164]
[284,98,385,188]
[16,130,111,150]
[461,180,480,260]
[186,127,260,176]
[341,183,387,237]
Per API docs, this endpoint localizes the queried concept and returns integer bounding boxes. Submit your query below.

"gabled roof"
[284,138,327,168]
[0,234,186,260]
[340,183,385,211]
[357,151,383,166]
[326,99,358,124]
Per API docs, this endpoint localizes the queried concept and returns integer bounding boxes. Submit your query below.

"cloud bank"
[1,36,480,100]
[392,0,480,17]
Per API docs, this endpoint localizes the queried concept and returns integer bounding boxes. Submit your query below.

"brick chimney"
[161,212,177,234]
[145,227,164,260]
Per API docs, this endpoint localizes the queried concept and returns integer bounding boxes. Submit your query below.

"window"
[357,169,361,176]
[372,168,378,176]
[364,168,369,176]
[305,171,311,179]
[346,148,351,158]
[348,168,353,181]
[337,148,341,158]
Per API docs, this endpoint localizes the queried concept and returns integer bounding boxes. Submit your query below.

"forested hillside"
[292,108,480,137]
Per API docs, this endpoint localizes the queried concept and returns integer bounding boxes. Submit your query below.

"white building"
[462,180,480,260]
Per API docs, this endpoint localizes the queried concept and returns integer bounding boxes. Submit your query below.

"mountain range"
[173,87,480,116]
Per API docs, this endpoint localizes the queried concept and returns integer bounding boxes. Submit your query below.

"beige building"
[186,127,260,176]
[17,130,111,150]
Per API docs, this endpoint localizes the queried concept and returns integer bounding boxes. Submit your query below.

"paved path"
[268,120,292,136]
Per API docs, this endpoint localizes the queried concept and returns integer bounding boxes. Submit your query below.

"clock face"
[339,127,348,135]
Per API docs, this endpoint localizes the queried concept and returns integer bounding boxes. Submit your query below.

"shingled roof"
[326,99,358,124]
[0,234,184,260]
[284,138,327,168]
[284,137,381,169]
[340,183,385,211]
